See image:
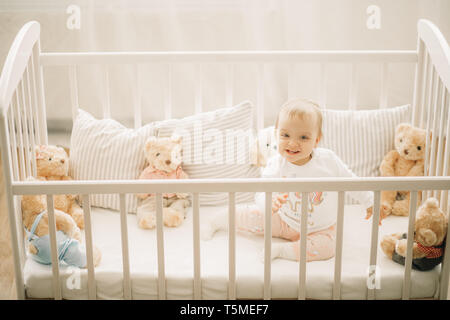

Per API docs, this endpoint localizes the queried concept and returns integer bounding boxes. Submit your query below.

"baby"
[202,98,374,262]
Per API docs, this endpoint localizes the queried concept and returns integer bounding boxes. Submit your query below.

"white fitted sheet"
[23,203,440,299]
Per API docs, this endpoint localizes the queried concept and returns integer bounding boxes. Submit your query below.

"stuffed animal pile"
[380,197,447,271]
[136,135,191,229]
[21,145,101,267]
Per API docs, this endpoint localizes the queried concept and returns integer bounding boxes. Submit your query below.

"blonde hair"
[275,98,323,138]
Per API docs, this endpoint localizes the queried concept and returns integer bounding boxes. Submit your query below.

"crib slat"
[424,66,436,185]
[379,63,389,109]
[298,192,308,300]
[13,91,26,180]
[333,191,345,300]
[402,191,418,300]
[412,39,425,126]
[420,53,431,129]
[367,191,381,300]
[29,46,41,145]
[195,64,203,115]
[193,192,201,300]
[165,64,172,120]
[427,75,441,198]
[319,63,327,109]
[226,64,234,106]
[82,194,97,300]
[46,194,62,300]
[155,193,166,299]
[32,42,48,145]
[19,77,32,178]
[441,90,450,212]
[119,194,132,300]
[102,66,111,119]
[7,107,20,181]
[69,65,79,121]
[434,85,447,200]
[257,64,265,130]
[349,64,358,110]
[264,192,272,300]
[133,64,142,128]
[25,64,37,177]
[228,192,236,300]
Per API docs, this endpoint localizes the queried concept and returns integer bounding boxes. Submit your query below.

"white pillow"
[319,104,412,178]
[69,109,156,213]
[154,100,260,206]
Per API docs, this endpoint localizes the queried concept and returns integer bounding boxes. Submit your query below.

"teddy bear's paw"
[380,202,392,218]
[163,208,183,227]
[72,227,82,243]
[29,243,38,255]
[392,201,410,216]
[69,209,85,230]
[380,235,397,259]
[138,215,156,229]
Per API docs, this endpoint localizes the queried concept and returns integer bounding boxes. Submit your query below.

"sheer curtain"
[0,0,449,130]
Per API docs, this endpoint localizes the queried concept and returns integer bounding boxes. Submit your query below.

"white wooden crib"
[0,19,449,300]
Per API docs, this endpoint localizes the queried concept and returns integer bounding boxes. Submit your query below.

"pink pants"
[236,204,336,262]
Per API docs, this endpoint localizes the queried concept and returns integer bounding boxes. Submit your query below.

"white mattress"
[23,203,441,300]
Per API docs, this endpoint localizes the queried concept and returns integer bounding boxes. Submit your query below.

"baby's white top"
[255,147,373,234]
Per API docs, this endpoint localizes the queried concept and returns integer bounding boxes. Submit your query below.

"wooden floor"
[0,153,17,300]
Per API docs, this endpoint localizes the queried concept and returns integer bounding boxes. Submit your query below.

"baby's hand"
[365,206,385,226]
[272,193,289,213]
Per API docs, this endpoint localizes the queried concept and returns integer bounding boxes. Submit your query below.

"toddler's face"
[276,112,321,165]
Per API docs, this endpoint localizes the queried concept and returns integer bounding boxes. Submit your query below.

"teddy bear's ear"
[170,133,182,144]
[417,228,437,246]
[396,123,411,134]
[145,136,157,152]
[424,197,439,209]
[35,145,45,160]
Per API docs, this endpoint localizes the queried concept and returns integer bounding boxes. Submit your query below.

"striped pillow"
[69,109,156,213]
[154,100,260,206]
[319,104,412,178]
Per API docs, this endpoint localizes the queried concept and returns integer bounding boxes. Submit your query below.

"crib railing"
[0,19,449,300]
[10,177,450,300]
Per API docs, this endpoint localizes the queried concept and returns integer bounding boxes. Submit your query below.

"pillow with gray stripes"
[69,109,157,213]
[319,104,412,178]
[153,100,260,206]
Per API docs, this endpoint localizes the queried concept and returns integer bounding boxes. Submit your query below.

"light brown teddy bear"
[379,123,427,219]
[21,185,101,267]
[380,197,447,271]
[35,145,84,229]
[136,135,191,229]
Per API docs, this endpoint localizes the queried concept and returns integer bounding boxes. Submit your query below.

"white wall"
[1,0,449,129]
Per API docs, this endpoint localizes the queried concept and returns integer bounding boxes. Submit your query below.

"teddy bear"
[379,123,427,219]
[380,197,447,271]
[35,145,84,229]
[136,135,191,229]
[250,126,278,167]
[21,182,101,268]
